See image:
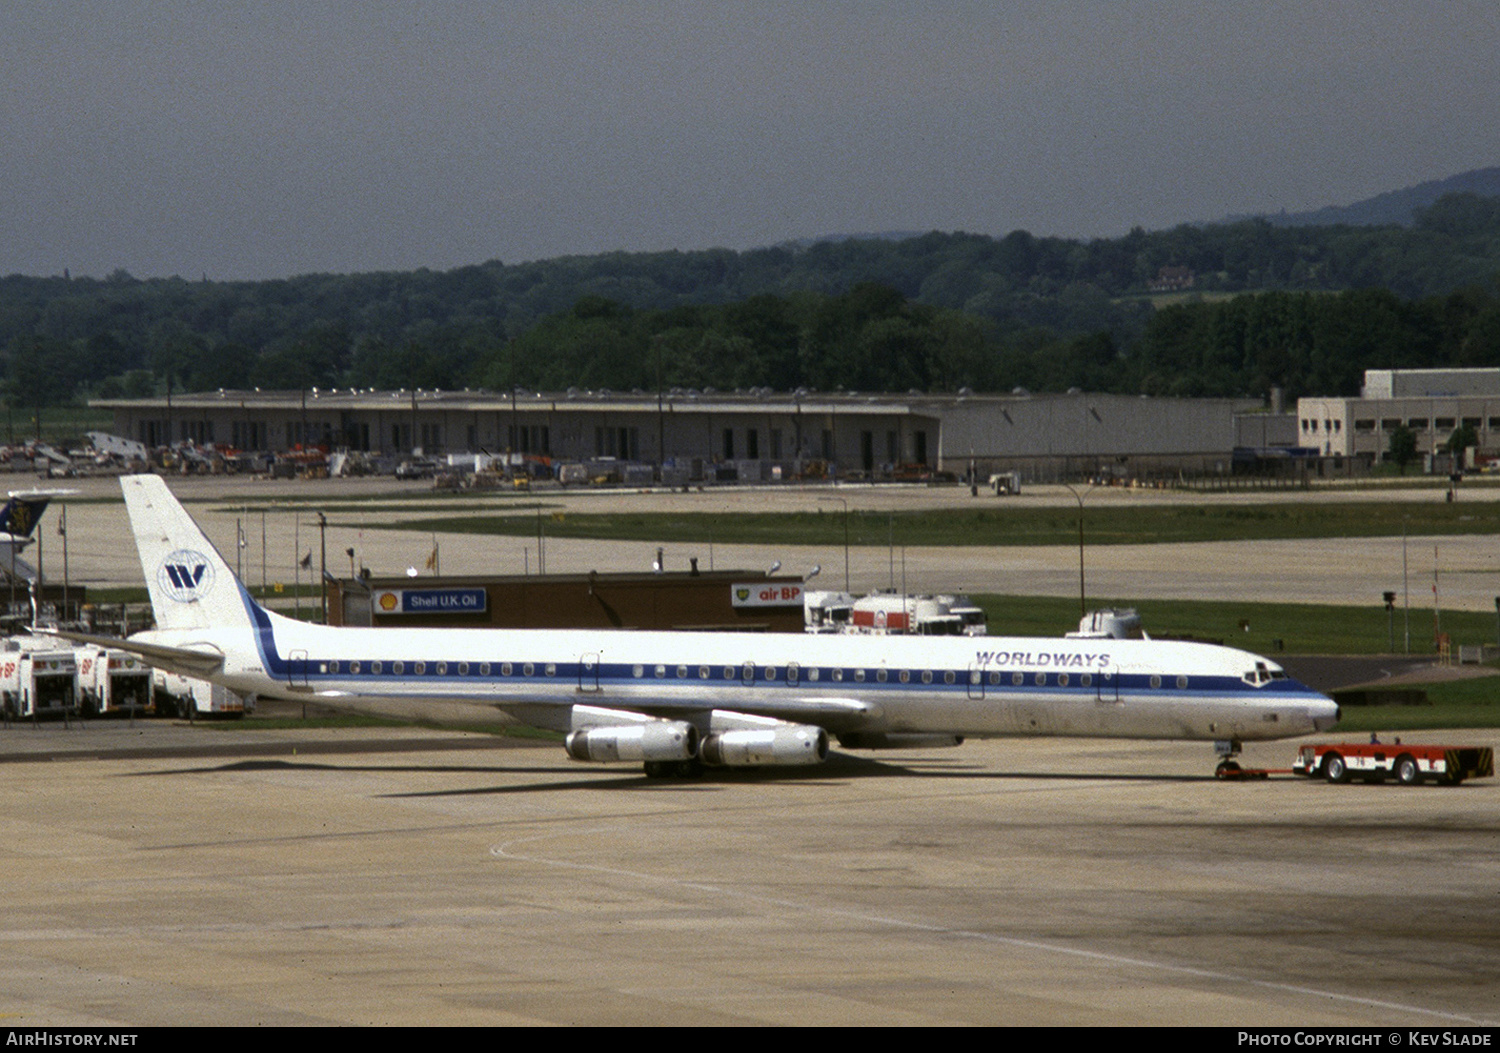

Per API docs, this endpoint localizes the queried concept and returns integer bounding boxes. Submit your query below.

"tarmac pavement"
[0,723,1495,1026]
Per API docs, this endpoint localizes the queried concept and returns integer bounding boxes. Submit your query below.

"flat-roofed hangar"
[95,389,1268,478]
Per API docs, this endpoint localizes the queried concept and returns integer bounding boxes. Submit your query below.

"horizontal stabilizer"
[44,628,226,679]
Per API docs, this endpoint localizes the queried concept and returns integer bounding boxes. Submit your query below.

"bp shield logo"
[157,550,216,602]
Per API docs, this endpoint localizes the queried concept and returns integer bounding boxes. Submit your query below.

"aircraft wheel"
[1323,753,1349,783]
[1214,759,1240,778]
[1395,755,1420,786]
[643,761,670,779]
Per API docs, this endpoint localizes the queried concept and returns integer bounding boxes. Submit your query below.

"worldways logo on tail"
[157,549,217,602]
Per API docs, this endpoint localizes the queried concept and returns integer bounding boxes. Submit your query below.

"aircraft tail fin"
[121,474,258,633]
[0,494,50,538]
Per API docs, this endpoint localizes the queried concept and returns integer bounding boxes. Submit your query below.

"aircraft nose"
[1312,697,1340,732]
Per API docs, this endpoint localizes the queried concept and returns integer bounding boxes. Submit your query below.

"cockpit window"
[1242,662,1288,687]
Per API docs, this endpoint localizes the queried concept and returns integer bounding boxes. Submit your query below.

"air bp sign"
[731,582,804,608]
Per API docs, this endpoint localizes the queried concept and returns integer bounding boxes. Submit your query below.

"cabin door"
[578,653,601,693]
[1095,668,1120,704]
[967,663,985,700]
[288,649,309,689]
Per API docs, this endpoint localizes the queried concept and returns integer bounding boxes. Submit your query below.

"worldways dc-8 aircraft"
[67,475,1339,777]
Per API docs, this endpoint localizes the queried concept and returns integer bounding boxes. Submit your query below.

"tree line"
[2,192,1500,408]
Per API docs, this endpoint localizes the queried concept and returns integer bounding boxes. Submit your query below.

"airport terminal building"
[96,388,1270,480]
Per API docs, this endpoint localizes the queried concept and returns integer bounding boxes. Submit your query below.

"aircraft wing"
[44,629,226,680]
[626,693,880,732]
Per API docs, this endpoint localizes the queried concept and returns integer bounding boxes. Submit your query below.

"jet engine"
[700,724,829,766]
[564,721,699,763]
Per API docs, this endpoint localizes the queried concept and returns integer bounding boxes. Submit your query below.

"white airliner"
[64,475,1338,776]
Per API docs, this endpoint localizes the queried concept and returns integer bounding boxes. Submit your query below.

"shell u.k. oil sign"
[373,588,488,616]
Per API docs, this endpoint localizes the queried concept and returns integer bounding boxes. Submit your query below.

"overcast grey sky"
[3,1,1497,281]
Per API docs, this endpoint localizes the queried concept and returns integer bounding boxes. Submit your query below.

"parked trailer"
[1293,742,1494,785]
[0,637,79,720]
[78,647,154,716]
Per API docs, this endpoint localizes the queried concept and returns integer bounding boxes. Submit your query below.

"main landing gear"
[643,759,704,779]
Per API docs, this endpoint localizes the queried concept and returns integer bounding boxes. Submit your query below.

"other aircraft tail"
[122,474,258,633]
[0,494,50,538]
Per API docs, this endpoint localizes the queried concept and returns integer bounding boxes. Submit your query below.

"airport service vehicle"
[847,593,966,636]
[1294,741,1493,785]
[152,669,248,718]
[806,591,988,637]
[59,476,1338,777]
[803,590,855,633]
[988,471,1021,495]
[1067,608,1147,640]
[78,646,154,716]
[0,637,78,719]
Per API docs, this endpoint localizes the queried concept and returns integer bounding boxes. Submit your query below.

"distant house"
[1148,266,1196,293]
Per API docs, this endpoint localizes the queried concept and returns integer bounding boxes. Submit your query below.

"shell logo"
[378,591,400,612]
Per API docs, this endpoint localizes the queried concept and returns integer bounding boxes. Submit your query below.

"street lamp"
[1061,480,1098,618]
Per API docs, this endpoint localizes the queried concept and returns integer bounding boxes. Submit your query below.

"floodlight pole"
[819,496,850,592]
